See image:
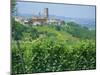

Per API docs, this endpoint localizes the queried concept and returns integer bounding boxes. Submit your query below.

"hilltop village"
[14,8,65,26]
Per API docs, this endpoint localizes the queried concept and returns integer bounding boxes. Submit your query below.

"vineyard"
[11,21,96,74]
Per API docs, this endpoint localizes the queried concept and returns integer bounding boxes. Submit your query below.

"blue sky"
[16,1,96,19]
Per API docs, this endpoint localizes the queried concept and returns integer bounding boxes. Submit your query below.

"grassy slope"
[33,25,78,40]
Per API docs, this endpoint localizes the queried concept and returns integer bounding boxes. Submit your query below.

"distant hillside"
[17,13,95,29]
[49,15,95,29]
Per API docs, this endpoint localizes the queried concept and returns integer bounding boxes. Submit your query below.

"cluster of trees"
[66,22,95,39]
[52,22,95,39]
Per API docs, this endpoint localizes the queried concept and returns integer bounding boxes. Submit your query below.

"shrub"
[12,39,96,74]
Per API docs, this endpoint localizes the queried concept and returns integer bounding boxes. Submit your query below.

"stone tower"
[44,8,48,18]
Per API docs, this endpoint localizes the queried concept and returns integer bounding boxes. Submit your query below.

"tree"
[11,0,16,13]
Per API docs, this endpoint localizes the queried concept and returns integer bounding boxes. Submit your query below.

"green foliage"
[12,21,96,74]
[12,39,96,74]
[66,22,95,39]
[12,21,39,40]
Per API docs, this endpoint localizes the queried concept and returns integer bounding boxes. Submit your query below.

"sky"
[16,1,96,19]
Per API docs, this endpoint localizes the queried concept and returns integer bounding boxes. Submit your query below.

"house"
[47,18,65,25]
[31,17,48,25]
